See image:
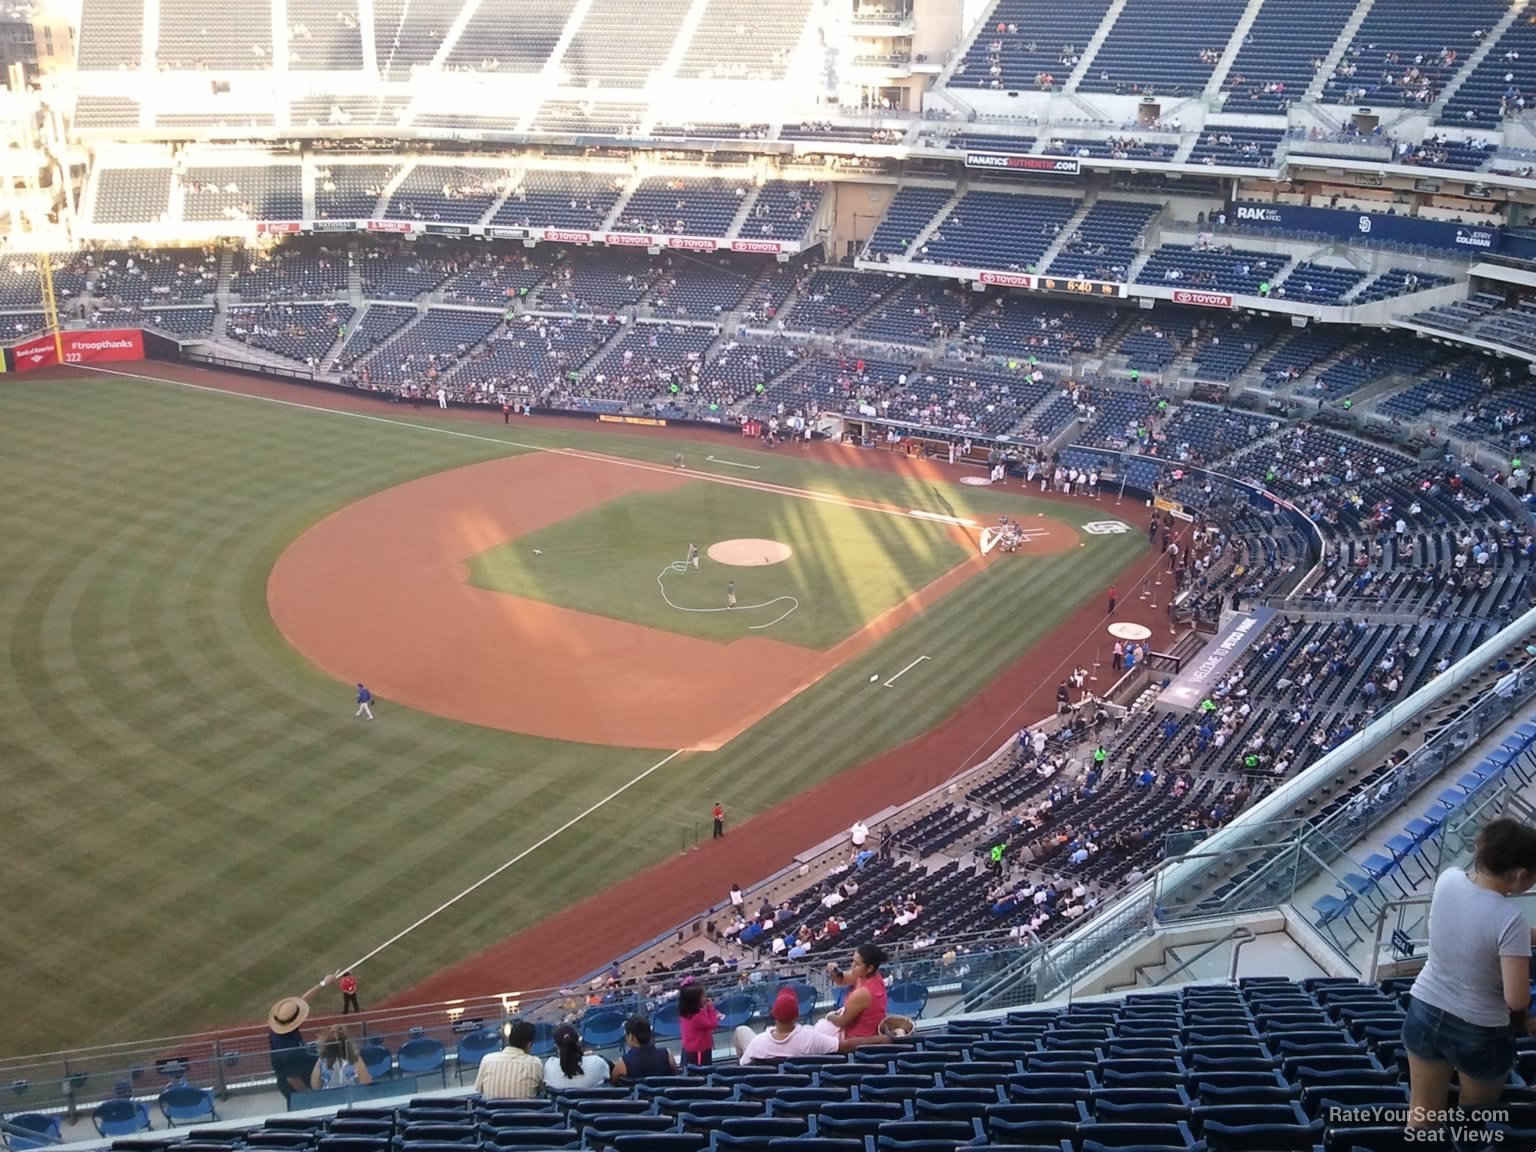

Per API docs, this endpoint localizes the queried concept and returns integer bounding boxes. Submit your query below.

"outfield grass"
[0,377,1144,1058]
[466,483,972,648]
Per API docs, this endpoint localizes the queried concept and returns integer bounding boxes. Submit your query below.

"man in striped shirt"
[473,1020,543,1099]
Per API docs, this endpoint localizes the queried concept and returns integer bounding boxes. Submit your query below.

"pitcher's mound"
[708,539,793,566]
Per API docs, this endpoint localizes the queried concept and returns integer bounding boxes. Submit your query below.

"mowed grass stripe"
[1,381,1142,1055]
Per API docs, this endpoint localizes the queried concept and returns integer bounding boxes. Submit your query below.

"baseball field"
[0,366,1152,1058]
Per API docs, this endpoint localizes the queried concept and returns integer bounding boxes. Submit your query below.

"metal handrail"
[1364,894,1434,984]
[1138,926,1255,990]
[1227,927,1257,983]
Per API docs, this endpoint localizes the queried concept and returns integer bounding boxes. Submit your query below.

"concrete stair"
[1305,0,1377,102]
[900,186,967,260]
[575,317,634,380]
[1205,0,1268,97]
[1037,195,1099,276]
[1429,0,1526,120]
[1066,0,1132,91]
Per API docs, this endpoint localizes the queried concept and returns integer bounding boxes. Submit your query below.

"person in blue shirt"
[355,683,374,720]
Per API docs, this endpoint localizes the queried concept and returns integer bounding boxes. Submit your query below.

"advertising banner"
[667,235,720,251]
[8,328,145,373]
[605,233,654,247]
[1158,607,1277,710]
[257,222,302,235]
[365,220,415,234]
[65,329,144,364]
[1171,289,1235,309]
[598,413,667,427]
[11,332,56,370]
[542,229,593,244]
[1229,203,1502,253]
[310,220,356,233]
[729,239,784,254]
[965,152,1081,176]
[977,270,1034,288]
[488,226,528,240]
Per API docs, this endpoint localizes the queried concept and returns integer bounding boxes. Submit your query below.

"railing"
[0,922,1041,1116]
[1365,895,1432,984]
[948,606,1536,1013]
[1143,925,1255,989]
[1366,885,1536,984]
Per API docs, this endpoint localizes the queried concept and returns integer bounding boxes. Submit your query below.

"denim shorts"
[1402,995,1516,1083]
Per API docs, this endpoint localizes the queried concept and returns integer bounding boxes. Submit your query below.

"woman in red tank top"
[825,942,888,1038]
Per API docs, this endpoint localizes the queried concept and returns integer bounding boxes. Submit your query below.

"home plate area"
[979,521,1053,554]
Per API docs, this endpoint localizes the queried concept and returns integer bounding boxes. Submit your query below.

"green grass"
[0,377,1145,1059]
[465,483,971,648]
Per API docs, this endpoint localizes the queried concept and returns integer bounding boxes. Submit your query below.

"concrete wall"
[831,180,900,260]
[913,0,966,63]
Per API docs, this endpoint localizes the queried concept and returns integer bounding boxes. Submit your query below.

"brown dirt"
[268,447,1076,751]
[705,539,792,566]
[71,360,1185,1002]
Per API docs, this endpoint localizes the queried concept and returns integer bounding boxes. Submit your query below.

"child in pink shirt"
[677,982,720,1067]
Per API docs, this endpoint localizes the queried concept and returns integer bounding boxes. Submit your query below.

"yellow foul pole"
[38,249,62,363]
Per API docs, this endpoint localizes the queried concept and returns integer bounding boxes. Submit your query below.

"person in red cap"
[338,971,360,1014]
[733,987,900,1064]
[712,802,725,839]
[1107,585,1117,614]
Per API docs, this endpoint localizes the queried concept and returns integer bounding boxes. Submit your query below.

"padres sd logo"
[1081,521,1132,535]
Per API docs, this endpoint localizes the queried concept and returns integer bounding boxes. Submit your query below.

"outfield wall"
[4,328,146,372]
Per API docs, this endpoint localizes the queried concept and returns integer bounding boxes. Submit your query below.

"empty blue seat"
[483,1129,578,1149]
[673,1098,754,1121]
[584,1115,679,1139]
[985,1103,1082,1146]
[2,1115,61,1150]
[760,1088,848,1113]
[93,1102,152,1138]
[736,1075,814,1100]
[854,1074,935,1102]
[318,1136,389,1152]
[717,993,756,1030]
[886,983,929,1019]
[909,1087,999,1121]
[651,1002,682,1042]
[1077,1120,1199,1149]
[807,1101,909,1137]
[707,1117,806,1150]
[245,1133,315,1149]
[582,1010,629,1049]
[608,1135,707,1152]
[158,1086,217,1126]
[873,1118,983,1151]
[397,1038,446,1086]
[1094,1100,1188,1124]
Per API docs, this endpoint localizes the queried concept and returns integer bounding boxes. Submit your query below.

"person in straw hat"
[267,974,334,1103]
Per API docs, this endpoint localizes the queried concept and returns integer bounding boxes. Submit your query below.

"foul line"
[77,364,982,536]
[78,364,549,452]
[342,749,683,973]
[705,454,761,471]
[883,655,931,688]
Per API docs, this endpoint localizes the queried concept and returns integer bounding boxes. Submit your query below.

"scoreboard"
[1035,276,1126,298]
